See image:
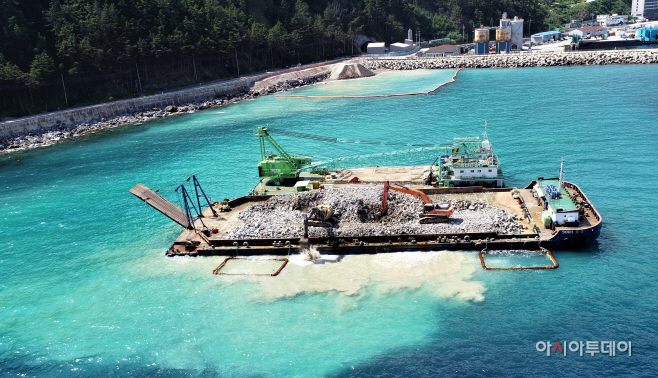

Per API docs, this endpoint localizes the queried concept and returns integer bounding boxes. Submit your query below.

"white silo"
[510,16,524,50]
[408,29,413,41]
[500,12,510,29]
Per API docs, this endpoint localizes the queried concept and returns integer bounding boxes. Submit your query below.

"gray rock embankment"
[227,187,525,239]
[0,72,328,154]
[363,50,658,70]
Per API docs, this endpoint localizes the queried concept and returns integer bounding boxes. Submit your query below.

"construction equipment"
[256,127,312,184]
[306,205,338,227]
[218,200,231,212]
[380,181,454,224]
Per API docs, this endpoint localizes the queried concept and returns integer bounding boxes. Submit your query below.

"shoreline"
[4,50,657,156]
[0,73,329,156]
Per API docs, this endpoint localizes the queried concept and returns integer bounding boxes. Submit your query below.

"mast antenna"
[559,157,564,189]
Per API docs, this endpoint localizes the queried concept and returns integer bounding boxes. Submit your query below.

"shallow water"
[286,69,457,96]
[1,64,657,376]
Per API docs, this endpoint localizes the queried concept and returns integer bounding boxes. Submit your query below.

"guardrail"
[363,45,421,59]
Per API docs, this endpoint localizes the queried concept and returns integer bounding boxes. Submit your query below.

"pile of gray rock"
[363,50,658,70]
[227,187,525,239]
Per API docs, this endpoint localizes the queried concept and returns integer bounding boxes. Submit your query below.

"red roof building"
[425,45,461,57]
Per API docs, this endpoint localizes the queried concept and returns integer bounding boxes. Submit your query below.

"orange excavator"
[380,181,454,224]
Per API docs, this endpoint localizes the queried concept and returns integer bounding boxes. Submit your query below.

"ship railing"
[512,187,540,235]
[563,181,601,224]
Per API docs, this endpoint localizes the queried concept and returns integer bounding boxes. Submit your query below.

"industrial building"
[569,26,608,38]
[498,13,523,50]
[368,29,418,54]
[531,30,562,44]
[632,0,658,22]
[366,42,386,54]
[509,16,524,50]
[425,45,460,57]
[406,29,414,45]
[495,15,512,53]
[470,13,522,54]
[474,28,490,54]
[390,42,414,52]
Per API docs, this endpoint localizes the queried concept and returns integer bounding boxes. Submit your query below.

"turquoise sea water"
[1,65,657,377]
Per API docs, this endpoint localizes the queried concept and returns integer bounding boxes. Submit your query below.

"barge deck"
[131,166,601,257]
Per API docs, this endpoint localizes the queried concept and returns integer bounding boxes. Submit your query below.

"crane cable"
[265,127,437,147]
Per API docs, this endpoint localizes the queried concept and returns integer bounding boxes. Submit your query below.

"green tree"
[28,51,55,86]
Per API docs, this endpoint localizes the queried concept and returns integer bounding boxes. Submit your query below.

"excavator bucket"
[307,220,335,228]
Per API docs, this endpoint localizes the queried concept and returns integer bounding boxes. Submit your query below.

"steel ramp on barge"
[130,183,190,228]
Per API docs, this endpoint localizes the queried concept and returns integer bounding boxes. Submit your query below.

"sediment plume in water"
[220,251,486,302]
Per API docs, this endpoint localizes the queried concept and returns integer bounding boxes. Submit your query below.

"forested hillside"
[0,0,630,118]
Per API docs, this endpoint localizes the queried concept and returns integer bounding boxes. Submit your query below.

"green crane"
[256,127,312,184]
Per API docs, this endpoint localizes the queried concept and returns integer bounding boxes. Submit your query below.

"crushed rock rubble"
[1,73,328,154]
[363,50,658,71]
[227,187,525,239]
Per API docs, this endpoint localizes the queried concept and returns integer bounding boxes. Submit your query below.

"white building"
[569,26,608,38]
[597,14,629,26]
[366,42,386,54]
[453,165,500,180]
[390,42,414,52]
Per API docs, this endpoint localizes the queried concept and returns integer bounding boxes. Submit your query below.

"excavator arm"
[380,181,454,223]
[381,181,432,215]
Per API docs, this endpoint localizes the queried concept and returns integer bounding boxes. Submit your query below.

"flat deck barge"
[131,166,601,256]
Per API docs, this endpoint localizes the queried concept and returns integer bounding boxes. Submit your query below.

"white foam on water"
[288,253,315,266]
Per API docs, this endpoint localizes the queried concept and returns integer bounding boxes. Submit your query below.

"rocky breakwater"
[363,50,658,70]
[0,72,327,154]
[249,66,330,96]
[227,187,525,239]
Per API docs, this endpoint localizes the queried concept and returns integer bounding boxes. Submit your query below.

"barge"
[130,128,600,257]
[130,167,601,257]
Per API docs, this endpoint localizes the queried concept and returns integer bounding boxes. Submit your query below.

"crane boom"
[255,127,311,181]
[302,146,453,173]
